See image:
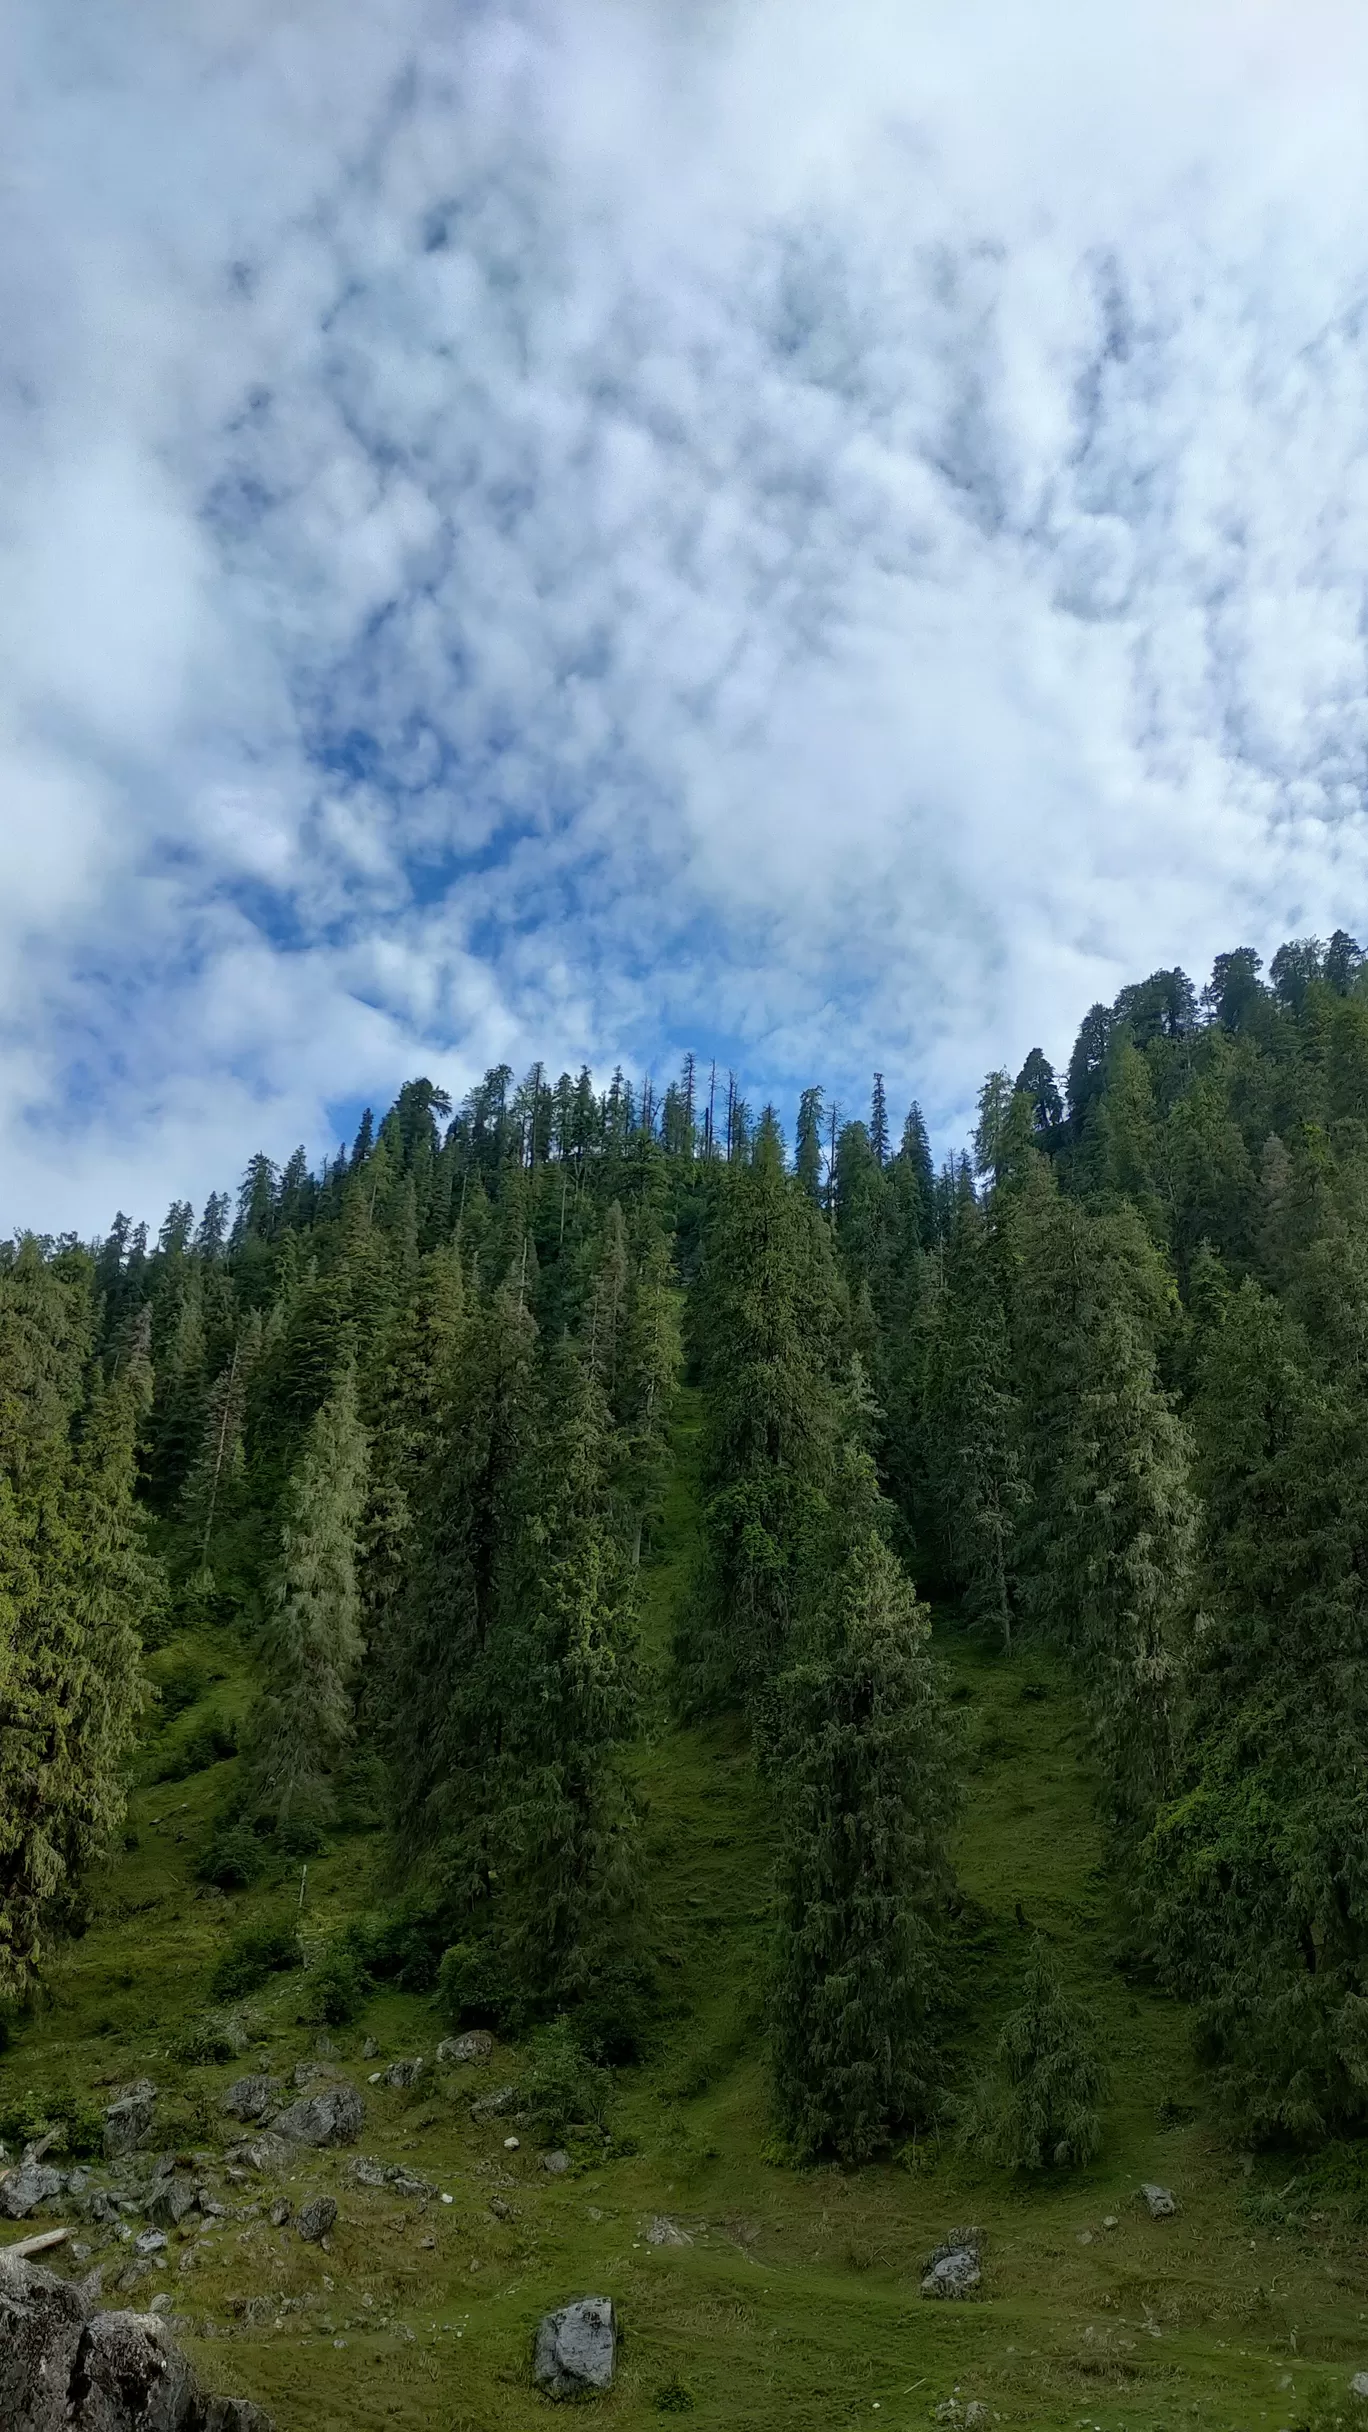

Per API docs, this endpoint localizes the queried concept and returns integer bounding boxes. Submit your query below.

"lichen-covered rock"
[219,2079,279,2126]
[921,2231,982,2299]
[379,2057,424,2090]
[148,2180,196,2232]
[469,2085,517,2122]
[295,2196,337,2244]
[271,2083,364,2147]
[436,2031,493,2066]
[103,2084,156,2161]
[1139,2182,1178,2220]
[533,2296,616,2397]
[1,2163,67,2221]
[0,2250,88,2431]
[73,2307,199,2428]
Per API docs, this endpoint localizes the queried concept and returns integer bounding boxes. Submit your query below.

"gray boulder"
[295,2196,337,2244]
[103,2085,156,2161]
[470,2085,517,2122]
[0,2250,88,2431]
[0,2253,275,2432]
[148,2181,196,2232]
[1140,2182,1178,2220]
[271,2083,364,2147]
[533,2296,616,2398]
[1350,2371,1368,2401]
[219,2079,279,2126]
[1,2163,66,2221]
[379,2058,424,2090]
[541,2150,571,2177]
[221,2135,289,2177]
[921,2231,982,2299]
[437,2031,493,2066]
[644,2215,690,2246]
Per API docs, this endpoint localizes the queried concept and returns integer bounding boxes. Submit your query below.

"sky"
[7,0,1368,1233]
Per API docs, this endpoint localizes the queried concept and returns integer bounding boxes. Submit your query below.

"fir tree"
[245,1364,369,1837]
[962,1939,1107,2170]
[769,1532,958,2162]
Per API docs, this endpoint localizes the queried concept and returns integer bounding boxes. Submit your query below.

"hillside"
[4,1388,1366,2432]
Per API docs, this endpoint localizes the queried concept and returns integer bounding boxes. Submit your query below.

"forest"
[7,927,1368,2194]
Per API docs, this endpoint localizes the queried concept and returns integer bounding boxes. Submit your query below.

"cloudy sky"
[7,0,1368,1232]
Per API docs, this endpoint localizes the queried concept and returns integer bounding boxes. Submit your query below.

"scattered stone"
[645,2214,691,2246]
[533,2296,617,2398]
[437,2031,493,2066]
[348,2158,434,2198]
[380,2057,424,2090]
[0,2164,66,2222]
[1076,2229,1093,2245]
[292,2061,339,2089]
[102,2081,156,2159]
[133,2228,168,2257]
[1140,2183,1178,2220]
[223,2135,291,2175]
[314,2037,339,2060]
[296,2196,337,2244]
[489,2197,513,2221]
[271,2083,364,2148]
[220,2076,280,2124]
[268,2200,292,2229]
[0,2249,276,2432]
[149,2176,197,2230]
[350,2157,390,2189]
[541,2151,572,2177]
[504,2137,520,2152]
[963,2407,991,2431]
[1350,2370,1368,2401]
[470,2085,517,2122]
[921,2230,982,2300]
[1102,2215,1119,2230]
[361,2039,379,2061]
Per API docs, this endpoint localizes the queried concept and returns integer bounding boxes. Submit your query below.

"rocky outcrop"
[436,2032,493,2066]
[921,2230,982,2298]
[1139,2182,1178,2219]
[270,2084,364,2148]
[103,2084,157,2161]
[533,2296,616,2398]
[0,2250,274,2431]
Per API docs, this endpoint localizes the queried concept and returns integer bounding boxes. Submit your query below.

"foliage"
[517,2016,614,2140]
[960,1939,1108,2171]
[208,1915,302,2000]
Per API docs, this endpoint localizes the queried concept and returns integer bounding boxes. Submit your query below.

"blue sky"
[7,0,1368,1231]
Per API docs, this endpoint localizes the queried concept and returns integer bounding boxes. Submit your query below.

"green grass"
[5,1392,1368,2430]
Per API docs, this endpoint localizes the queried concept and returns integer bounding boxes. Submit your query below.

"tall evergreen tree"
[769,1532,958,2161]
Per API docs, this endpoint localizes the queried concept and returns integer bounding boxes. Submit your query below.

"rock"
[295,2196,337,2244]
[349,2157,390,2189]
[503,2137,520,2152]
[644,2215,691,2246]
[921,2230,982,2300]
[489,2197,513,2221]
[1350,2371,1368,2400]
[379,2058,424,2090]
[103,2084,156,2161]
[1140,2182,1178,2220]
[532,2296,616,2398]
[348,2158,433,2198]
[221,2137,289,2177]
[963,2407,991,2431]
[0,2252,276,2432]
[267,2200,292,2229]
[148,2181,197,2232]
[361,2039,379,2061]
[0,2250,89,2431]
[541,2151,571,2177]
[469,2085,517,2122]
[76,2306,199,2427]
[219,2079,279,2126]
[437,2031,493,2066]
[1,2164,66,2221]
[291,2062,338,2090]
[134,2230,168,2257]
[271,2084,364,2148]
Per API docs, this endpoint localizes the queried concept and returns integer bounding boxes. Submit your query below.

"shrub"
[275,1814,327,1859]
[960,1939,1108,2171]
[209,1917,302,2002]
[197,1820,268,1891]
[518,2019,613,2141]
[303,1945,371,2026]
[153,1654,211,1722]
[0,2084,104,2158]
[154,1711,238,1783]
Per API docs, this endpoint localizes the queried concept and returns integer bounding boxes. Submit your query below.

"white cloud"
[6,0,1368,1228]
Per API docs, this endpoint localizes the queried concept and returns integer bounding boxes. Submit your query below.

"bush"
[348,1901,447,1993]
[209,1917,302,2002]
[303,1946,372,2026]
[173,2012,251,2065]
[518,2019,613,2141]
[198,1820,268,1891]
[0,2084,105,2158]
[154,1710,238,1783]
[152,1654,211,1722]
[959,1939,1107,2172]
[275,1814,327,1859]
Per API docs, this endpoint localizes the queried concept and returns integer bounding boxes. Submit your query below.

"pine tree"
[795,1087,825,1202]
[0,1245,155,1996]
[962,1939,1107,2170]
[245,1364,369,1837]
[925,1196,1024,1649]
[769,1532,959,2161]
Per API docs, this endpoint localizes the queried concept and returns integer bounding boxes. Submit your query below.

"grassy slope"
[4,1389,1368,2432]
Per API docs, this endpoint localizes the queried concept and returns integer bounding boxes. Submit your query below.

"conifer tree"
[962,1939,1107,2170]
[769,1532,958,2161]
[0,1245,154,1996]
[245,1363,369,1837]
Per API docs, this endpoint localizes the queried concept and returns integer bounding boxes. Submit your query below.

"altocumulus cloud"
[6,0,1368,1227]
